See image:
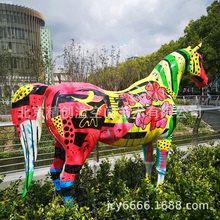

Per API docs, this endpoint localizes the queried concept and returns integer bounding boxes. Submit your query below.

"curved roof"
[0,3,46,23]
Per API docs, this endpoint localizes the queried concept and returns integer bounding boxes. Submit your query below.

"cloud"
[1,0,214,62]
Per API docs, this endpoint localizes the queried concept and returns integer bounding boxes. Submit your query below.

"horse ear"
[194,43,202,52]
[186,46,192,50]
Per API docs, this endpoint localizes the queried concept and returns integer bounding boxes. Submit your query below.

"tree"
[61,39,121,86]
[61,39,100,82]
[18,46,45,83]
[0,44,53,97]
[0,51,17,97]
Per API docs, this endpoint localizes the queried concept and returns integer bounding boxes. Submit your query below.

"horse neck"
[147,50,189,100]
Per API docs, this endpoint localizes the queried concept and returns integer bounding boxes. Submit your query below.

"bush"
[1,145,220,219]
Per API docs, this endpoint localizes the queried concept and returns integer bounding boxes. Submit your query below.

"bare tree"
[60,39,121,85]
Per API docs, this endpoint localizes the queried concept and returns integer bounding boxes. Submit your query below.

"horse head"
[186,43,208,87]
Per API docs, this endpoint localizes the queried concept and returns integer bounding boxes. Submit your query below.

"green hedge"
[1,144,220,219]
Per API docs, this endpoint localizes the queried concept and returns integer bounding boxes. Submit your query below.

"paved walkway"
[1,140,220,189]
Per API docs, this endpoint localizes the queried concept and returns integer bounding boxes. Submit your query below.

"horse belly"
[99,123,167,147]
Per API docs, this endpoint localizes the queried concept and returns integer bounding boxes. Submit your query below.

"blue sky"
[1,0,215,65]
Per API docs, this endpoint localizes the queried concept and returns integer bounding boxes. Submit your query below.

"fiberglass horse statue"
[11,44,208,204]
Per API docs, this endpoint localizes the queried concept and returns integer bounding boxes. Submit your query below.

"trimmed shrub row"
[0,144,220,219]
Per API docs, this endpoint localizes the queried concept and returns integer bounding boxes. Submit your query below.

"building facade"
[41,26,53,85]
[0,3,53,97]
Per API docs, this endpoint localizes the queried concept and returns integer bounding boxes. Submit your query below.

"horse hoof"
[63,196,74,207]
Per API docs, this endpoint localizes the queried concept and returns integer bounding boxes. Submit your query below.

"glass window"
[7,14,10,22]
[7,27,11,38]
[2,13,6,22]
[12,27,16,38]
[12,42,16,53]
[12,58,17,68]
[17,13,21,24]
[8,42,12,49]
[3,27,7,38]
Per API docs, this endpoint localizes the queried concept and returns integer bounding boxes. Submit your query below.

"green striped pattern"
[153,50,189,98]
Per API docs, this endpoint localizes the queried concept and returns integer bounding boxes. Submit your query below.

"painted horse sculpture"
[11,44,208,204]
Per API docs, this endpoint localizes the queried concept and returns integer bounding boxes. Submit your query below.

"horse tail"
[11,83,51,197]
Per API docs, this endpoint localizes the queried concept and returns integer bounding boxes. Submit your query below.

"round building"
[0,3,45,55]
[0,3,52,97]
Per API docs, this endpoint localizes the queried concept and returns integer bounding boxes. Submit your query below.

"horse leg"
[156,138,171,185]
[142,142,154,184]
[60,131,100,205]
[50,140,65,195]
[60,149,83,205]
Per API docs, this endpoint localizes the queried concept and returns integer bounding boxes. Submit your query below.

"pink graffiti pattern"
[118,82,173,131]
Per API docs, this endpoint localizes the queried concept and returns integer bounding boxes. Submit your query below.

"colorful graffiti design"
[11,44,208,205]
